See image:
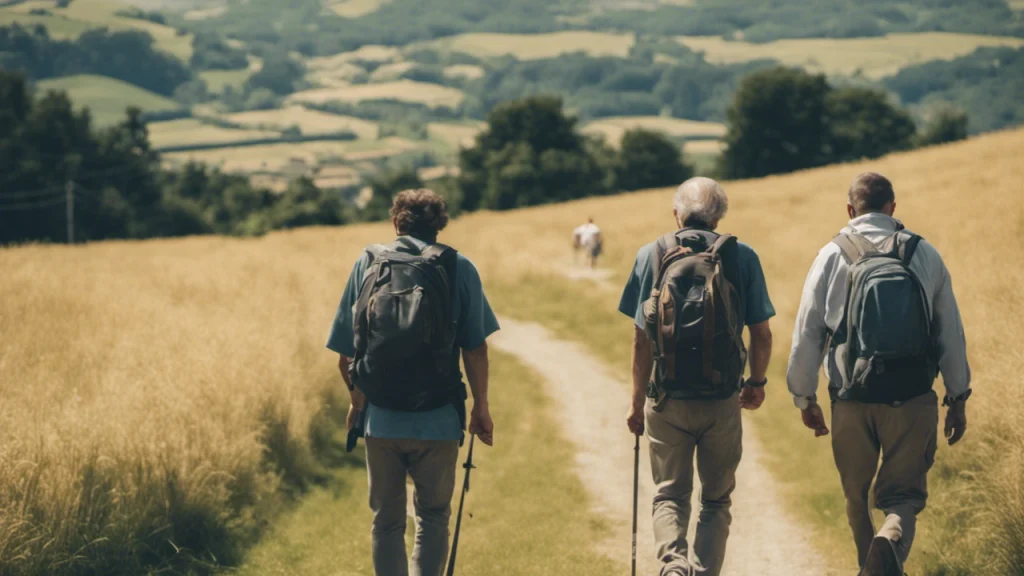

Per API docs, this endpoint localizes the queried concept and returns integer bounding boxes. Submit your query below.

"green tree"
[616,129,693,192]
[457,95,611,211]
[825,87,916,162]
[718,67,831,179]
[362,169,424,222]
[916,108,969,147]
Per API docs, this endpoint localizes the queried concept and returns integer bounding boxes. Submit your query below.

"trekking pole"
[632,433,640,576]
[446,434,476,576]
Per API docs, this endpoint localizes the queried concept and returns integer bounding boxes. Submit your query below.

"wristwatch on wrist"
[744,377,768,388]
[793,394,818,411]
[943,389,972,407]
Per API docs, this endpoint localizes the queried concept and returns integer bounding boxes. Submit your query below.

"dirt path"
[491,317,830,576]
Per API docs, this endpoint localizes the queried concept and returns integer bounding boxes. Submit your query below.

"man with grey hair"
[787,172,970,575]
[619,177,776,576]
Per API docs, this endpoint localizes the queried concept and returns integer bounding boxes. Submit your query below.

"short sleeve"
[456,256,500,350]
[739,246,776,326]
[618,244,654,329]
[325,254,370,357]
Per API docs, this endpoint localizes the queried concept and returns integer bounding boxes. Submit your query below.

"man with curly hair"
[327,189,499,576]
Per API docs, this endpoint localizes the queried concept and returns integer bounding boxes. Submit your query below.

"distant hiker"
[327,188,499,576]
[572,218,603,269]
[620,177,776,576]
[787,173,971,576]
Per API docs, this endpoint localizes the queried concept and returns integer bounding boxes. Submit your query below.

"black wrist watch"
[943,389,972,407]
[744,377,768,388]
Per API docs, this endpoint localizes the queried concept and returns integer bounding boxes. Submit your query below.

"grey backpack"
[642,230,747,401]
[351,238,464,412]
[830,230,937,404]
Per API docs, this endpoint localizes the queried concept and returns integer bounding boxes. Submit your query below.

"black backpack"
[830,230,937,404]
[351,238,465,412]
[642,230,747,401]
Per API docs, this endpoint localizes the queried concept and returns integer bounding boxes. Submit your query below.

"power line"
[0,184,65,201]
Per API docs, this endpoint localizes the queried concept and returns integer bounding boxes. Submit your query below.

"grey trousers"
[645,393,742,576]
[832,390,938,568]
[366,437,460,576]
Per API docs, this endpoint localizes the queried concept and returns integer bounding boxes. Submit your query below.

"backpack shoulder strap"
[832,232,876,264]
[365,243,387,265]
[651,232,679,288]
[708,233,737,256]
[895,232,922,267]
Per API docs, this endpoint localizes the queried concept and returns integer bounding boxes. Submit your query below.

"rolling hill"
[1,128,1021,574]
[35,74,181,126]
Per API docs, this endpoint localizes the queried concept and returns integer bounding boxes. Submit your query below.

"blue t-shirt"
[618,234,776,329]
[326,236,500,441]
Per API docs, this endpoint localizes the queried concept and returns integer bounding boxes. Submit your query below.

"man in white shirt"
[787,173,971,576]
[572,218,603,269]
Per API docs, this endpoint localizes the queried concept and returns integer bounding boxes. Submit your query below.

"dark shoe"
[860,536,902,576]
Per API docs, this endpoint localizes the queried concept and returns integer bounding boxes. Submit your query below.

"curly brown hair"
[390,188,450,242]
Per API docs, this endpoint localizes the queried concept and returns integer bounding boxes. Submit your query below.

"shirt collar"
[843,213,903,235]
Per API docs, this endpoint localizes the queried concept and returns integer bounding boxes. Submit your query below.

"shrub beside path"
[491,317,833,576]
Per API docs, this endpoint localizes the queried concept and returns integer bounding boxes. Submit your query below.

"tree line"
[0,64,970,245]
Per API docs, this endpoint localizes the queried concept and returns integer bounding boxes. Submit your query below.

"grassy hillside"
[2,128,1021,574]
[36,74,180,126]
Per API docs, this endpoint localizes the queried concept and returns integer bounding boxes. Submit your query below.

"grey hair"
[673,177,729,228]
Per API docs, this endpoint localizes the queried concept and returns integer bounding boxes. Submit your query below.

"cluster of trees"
[455,96,692,212]
[885,47,1024,134]
[190,32,249,71]
[461,51,771,123]
[0,72,345,245]
[0,24,191,96]
[718,67,967,179]
[593,0,1023,42]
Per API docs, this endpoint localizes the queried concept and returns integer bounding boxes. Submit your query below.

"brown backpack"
[642,230,747,403]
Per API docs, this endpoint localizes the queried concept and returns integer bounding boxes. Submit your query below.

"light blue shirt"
[618,231,776,329]
[326,236,499,440]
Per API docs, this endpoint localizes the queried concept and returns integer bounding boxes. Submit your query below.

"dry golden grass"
[286,80,465,110]
[677,32,1024,79]
[2,129,1022,574]
[200,69,255,94]
[443,64,486,80]
[147,119,280,149]
[424,31,636,60]
[581,116,726,147]
[183,6,228,21]
[224,106,380,139]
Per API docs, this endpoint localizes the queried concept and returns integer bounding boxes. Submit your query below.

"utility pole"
[66,180,74,244]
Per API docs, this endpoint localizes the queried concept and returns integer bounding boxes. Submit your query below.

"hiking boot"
[860,536,903,576]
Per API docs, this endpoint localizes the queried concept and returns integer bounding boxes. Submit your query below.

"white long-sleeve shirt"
[787,213,971,404]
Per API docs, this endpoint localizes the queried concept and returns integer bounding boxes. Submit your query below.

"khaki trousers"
[646,393,742,576]
[365,437,460,576]
[832,390,938,568]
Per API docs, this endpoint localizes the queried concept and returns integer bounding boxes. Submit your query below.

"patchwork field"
[676,32,1024,79]
[36,74,180,127]
[285,80,466,109]
[162,137,421,173]
[224,106,380,139]
[424,31,637,60]
[327,0,389,18]
[3,0,194,60]
[582,116,726,146]
[426,120,486,149]
[147,119,280,150]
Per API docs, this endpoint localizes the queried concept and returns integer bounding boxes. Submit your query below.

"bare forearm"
[632,326,653,405]
[748,321,773,383]
[463,343,490,408]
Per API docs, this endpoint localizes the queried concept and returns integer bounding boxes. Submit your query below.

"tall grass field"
[0,129,1021,574]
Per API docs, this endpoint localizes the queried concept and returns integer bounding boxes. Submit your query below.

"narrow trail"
[491,317,830,576]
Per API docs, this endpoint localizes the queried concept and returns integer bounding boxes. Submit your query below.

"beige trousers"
[831,390,938,568]
[646,393,742,576]
[365,437,460,576]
